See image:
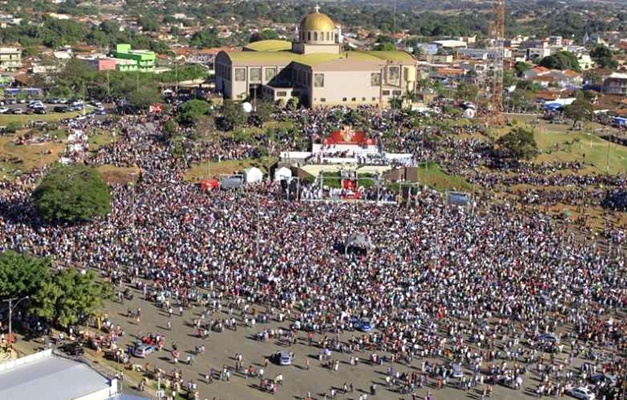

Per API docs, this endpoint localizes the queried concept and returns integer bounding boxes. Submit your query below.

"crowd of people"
[0,105,625,399]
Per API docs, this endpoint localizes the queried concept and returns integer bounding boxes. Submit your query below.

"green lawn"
[97,165,141,184]
[0,111,85,126]
[534,131,627,175]
[184,157,278,182]
[0,136,65,179]
[88,130,116,150]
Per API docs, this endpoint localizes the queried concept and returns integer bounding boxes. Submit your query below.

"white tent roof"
[244,167,263,183]
[274,167,292,181]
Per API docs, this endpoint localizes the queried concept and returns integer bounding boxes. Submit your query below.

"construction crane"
[487,0,506,126]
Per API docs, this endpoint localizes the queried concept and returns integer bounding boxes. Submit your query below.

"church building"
[215,7,417,108]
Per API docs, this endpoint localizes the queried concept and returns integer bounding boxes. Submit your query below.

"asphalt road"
[70,283,598,400]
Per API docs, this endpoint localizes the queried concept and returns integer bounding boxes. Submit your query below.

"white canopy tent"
[274,167,293,181]
[244,167,264,183]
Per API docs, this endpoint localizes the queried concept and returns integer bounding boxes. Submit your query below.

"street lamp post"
[3,295,30,348]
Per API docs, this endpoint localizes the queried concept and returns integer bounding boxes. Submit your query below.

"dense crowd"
[0,107,626,399]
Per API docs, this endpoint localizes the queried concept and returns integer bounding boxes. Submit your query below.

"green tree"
[378,42,397,51]
[249,29,280,43]
[286,97,299,110]
[177,99,211,125]
[539,51,581,72]
[254,99,274,126]
[456,81,479,101]
[189,30,223,48]
[514,61,531,76]
[389,96,403,110]
[564,97,594,129]
[128,85,161,109]
[32,164,112,223]
[583,70,601,85]
[31,269,112,328]
[217,100,246,131]
[162,120,180,141]
[590,45,617,69]
[495,127,538,161]
[138,15,159,32]
[0,251,51,300]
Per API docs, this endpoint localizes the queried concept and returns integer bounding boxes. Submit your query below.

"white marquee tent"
[244,167,264,183]
[274,167,293,181]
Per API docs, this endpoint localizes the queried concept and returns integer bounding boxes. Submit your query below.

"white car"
[567,387,595,400]
[0,107,9,114]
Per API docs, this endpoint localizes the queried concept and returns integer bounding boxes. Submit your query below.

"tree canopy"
[0,251,51,300]
[178,99,211,126]
[590,45,617,69]
[216,100,247,131]
[32,164,112,223]
[0,251,111,329]
[249,29,280,43]
[495,127,538,161]
[564,96,594,129]
[539,51,581,72]
[31,268,111,328]
[128,85,162,109]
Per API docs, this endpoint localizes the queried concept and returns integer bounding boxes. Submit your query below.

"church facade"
[215,8,417,108]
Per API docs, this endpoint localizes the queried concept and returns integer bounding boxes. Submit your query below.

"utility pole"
[3,296,29,348]
[393,0,397,37]
[174,57,179,96]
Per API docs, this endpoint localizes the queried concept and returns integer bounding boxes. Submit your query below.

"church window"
[314,73,324,87]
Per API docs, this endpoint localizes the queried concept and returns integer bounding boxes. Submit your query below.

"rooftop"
[0,350,115,400]
[244,40,292,52]
[225,49,414,67]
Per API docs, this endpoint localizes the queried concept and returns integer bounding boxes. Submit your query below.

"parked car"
[589,374,618,387]
[34,108,47,114]
[450,363,463,378]
[130,343,156,358]
[0,107,9,114]
[11,108,23,114]
[54,106,69,113]
[353,317,374,332]
[273,350,292,366]
[538,333,560,344]
[61,342,85,357]
[567,387,595,400]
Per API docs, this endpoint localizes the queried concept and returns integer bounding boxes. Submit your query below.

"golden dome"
[300,10,335,32]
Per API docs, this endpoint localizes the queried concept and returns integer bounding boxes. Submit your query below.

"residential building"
[215,8,417,108]
[602,72,627,95]
[113,44,155,72]
[0,47,21,71]
[548,36,563,46]
[431,40,467,50]
[577,54,595,70]
[78,56,118,71]
[457,48,512,60]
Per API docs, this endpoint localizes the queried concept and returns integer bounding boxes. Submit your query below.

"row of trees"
[43,58,208,107]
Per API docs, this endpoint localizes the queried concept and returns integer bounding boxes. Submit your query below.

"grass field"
[0,136,64,179]
[88,130,116,150]
[97,165,141,185]
[184,157,278,182]
[534,131,627,175]
[416,163,473,192]
[0,111,86,126]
